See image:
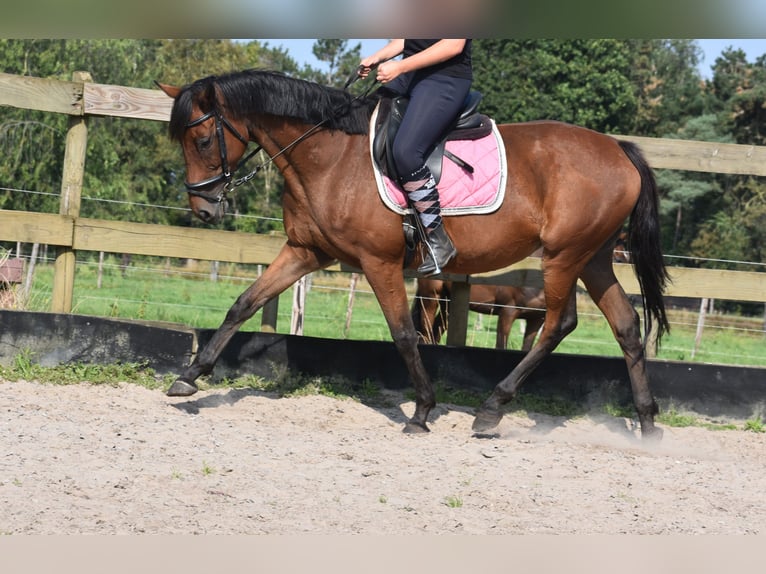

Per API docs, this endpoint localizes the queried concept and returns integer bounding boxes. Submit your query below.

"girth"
[372,90,493,184]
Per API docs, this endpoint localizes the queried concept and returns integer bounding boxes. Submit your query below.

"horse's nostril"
[197,208,213,223]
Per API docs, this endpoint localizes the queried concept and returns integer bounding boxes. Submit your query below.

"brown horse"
[411,280,545,351]
[158,70,669,440]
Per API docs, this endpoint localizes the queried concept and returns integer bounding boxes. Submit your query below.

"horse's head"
[157,80,250,224]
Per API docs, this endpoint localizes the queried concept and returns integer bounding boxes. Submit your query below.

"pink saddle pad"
[369,103,507,216]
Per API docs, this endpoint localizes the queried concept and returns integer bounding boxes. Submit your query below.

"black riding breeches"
[387,73,472,181]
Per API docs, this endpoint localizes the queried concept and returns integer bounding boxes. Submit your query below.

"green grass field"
[17,256,766,368]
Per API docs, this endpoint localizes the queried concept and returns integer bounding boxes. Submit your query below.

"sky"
[695,38,766,77]
[263,38,388,68]
[263,38,766,79]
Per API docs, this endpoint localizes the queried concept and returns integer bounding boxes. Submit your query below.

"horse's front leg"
[167,244,332,396]
[364,264,435,433]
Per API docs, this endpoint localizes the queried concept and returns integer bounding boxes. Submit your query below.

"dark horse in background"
[158,69,669,440]
[411,280,545,351]
[412,233,632,350]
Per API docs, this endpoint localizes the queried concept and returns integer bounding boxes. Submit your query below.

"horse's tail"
[618,140,671,345]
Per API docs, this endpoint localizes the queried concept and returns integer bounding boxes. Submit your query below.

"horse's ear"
[155,81,180,99]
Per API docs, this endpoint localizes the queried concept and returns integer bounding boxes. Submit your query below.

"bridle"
[182,107,262,203]
[181,69,379,205]
[182,104,327,204]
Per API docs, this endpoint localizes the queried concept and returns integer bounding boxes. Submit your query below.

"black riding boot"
[418,222,457,276]
[401,165,457,276]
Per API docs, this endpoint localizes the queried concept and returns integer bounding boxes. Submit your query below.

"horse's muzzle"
[191,196,228,224]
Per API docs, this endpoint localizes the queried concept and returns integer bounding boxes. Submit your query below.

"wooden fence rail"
[1,71,765,347]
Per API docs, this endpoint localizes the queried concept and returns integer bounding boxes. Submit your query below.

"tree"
[472,39,637,133]
[655,114,732,253]
[0,39,287,232]
[307,39,363,87]
[709,49,766,146]
[684,46,766,268]
[626,39,706,137]
[152,39,252,86]
[0,118,62,214]
[707,47,751,115]
[689,211,749,270]
[0,40,70,214]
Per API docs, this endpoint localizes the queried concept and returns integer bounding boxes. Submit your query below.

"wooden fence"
[1,71,765,346]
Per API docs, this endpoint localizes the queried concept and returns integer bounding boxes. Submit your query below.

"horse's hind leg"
[167,244,331,396]
[473,280,579,432]
[579,255,662,440]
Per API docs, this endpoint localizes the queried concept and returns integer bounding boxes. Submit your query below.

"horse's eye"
[196,136,212,151]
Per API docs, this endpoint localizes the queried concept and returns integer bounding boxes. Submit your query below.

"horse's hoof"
[403,420,430,434]
[472,408,503,433]
[166,380,199,397]
[641,425,664,443]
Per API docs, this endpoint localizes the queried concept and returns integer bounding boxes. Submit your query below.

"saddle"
[372,90,493,184]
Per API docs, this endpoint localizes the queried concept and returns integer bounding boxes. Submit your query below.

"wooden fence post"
[646,319,659,359]
[691,297,709,359]
[344,272,360,338]
[290,275,307,335]
[445,280,471,346]
[51,71,90,313]
[260,297,279,332]
[23,243,39,301]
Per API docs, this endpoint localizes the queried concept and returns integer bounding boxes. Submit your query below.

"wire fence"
[2,183,766,367]
[5,242,766,366]
[5,182,766,268]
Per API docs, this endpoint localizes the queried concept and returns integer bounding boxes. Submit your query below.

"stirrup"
[418,225,457,276]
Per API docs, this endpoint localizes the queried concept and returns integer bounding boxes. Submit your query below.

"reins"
[183,70,379,203]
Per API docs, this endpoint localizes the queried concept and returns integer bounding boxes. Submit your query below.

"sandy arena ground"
[1,378,765,535]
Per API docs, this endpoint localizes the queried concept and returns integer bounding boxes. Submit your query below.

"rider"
[359,39,473,276]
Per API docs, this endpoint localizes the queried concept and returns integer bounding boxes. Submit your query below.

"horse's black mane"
[168,69,378,142]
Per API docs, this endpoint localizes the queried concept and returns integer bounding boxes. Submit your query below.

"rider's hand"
[375,61,403,84]
[357,57,377,78]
